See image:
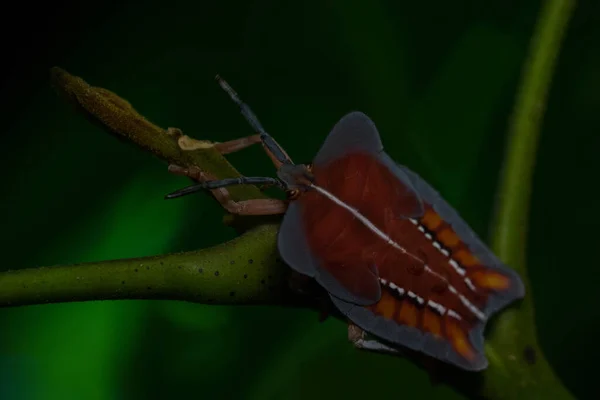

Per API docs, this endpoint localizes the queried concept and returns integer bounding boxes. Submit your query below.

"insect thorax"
[277,163,314,192]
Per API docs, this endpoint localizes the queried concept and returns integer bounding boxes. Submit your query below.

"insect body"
[166,77,525,371]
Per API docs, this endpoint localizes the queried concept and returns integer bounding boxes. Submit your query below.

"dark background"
[0,0,597,399]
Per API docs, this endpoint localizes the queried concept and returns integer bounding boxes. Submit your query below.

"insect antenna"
[165,176,284,200]
[215,75,293,167]
[215,75,266,136]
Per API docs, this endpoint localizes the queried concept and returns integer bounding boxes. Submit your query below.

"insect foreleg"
[166,164,287,215]
[213,134,262,155]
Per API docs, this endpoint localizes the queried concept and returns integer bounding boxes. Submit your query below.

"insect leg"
[348,323,403,354]
[348,322,443,384]
[213,134,262,155]
[214,132,291,171]
[222,198,287,216]
[166,164,287,215]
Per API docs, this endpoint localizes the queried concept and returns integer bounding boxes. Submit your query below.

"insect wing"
[399,165,525,311]
[278,202,382,305]
[313,111,383,167]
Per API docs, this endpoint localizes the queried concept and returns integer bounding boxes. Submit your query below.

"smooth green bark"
[484,0,576,398]
[0,224,285,307]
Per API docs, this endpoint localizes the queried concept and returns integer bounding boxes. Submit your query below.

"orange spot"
[446,318,476,361]
[422,308,442,337]
[454,249,480,267]
[471,270,510,290]
[397,300,418,327]
[422,210,443,231]
[373,290,396,319]
[437,228,460,248]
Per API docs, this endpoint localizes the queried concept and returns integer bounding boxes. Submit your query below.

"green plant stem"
[49,67,266,205]
[0,224,287,308]
[484,0,576,399]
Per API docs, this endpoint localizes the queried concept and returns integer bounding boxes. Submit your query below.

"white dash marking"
[427,300,446,315]
[413,221,477,296]
[409,218,419,225]
[465,278,476,291]
[449,259,466,276]
[448,310,462,320]
[379,278,405,296]
[459,294,485,320]
[405,290,425,305]
[424,266,486,321]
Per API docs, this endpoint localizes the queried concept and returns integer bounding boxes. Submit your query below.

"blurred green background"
[0,0,597,399]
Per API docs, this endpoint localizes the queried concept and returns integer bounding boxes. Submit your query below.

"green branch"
[49,66,266,205]
[0,224,288,308]
[483,0,576,399]
[1,1,577,395]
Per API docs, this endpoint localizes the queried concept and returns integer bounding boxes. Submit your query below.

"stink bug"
[165,76,525,371]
